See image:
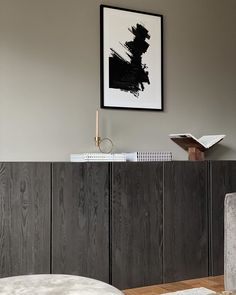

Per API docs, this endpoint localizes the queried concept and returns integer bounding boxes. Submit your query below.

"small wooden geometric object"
[170,136,206,161]
[169,133,225,161]
[188,147,205,161]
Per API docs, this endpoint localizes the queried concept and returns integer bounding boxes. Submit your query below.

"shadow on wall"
[206,144,234,160]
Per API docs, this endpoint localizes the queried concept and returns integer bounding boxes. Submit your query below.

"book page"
[198,135,225,149]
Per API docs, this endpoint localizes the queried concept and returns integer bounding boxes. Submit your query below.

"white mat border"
[163,287,215,295]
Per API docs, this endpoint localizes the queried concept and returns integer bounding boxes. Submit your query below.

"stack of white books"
[70,153,126,162]
[71,152,173,162]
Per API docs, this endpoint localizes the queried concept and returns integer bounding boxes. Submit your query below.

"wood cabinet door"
[210,161,236,275]
[163,161,208,282]
[0,163,51,277]
[52,163,109,283]
[111,162,163,290]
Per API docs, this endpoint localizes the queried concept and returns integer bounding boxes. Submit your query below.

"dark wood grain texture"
[111,162,163,290]
[210,161,236,275]
[0,162,51,278]
[52,163,109,282]
[163,161,208,283]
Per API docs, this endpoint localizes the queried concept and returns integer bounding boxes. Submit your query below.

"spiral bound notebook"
[125,151,172,162]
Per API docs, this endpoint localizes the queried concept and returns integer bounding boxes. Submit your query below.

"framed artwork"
[100,5,163,111]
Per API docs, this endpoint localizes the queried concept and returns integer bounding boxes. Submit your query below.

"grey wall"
[0,0,235,161]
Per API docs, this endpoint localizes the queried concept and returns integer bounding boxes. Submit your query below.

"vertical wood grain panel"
[111,162,163,290]
[163,161,208,283]
[210,161,236,275]
[52,163,109,283]
[0,162,51,277]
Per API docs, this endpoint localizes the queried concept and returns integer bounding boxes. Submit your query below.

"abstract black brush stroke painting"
[109,23,150,97]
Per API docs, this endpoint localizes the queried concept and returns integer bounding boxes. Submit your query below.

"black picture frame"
[100,5,163,111]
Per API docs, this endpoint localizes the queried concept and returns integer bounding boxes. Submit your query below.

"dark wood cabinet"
[163,161,209,282]
[111,163,163,289]
[0,163,51,278]
[210,161,236,275]
[0,161,235,288]
[52,163,109,283]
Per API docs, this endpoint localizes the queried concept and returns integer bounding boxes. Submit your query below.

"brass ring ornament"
[98,137,114,154]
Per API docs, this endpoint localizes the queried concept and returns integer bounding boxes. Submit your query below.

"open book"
[169,134,225,151]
